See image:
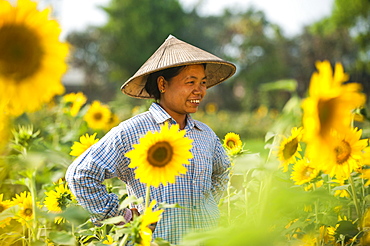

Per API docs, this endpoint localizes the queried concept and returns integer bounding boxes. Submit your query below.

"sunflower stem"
[349,174,362,219]
[265,134,278,164]
[145,185,151,209]
[244,172,248,218]
[29,170,38,241]
[312,182,319,226]
[227,177,231,226]
[119,233,129,246]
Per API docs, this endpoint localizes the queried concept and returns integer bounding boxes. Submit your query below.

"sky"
[57,0,335,39]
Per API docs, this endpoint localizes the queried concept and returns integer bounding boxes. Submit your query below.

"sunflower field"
[2,0,370,246]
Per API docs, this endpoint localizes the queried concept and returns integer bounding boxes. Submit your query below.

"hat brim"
[121,35,236,99]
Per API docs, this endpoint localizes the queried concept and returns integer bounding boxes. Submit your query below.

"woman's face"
[158,64,207,119]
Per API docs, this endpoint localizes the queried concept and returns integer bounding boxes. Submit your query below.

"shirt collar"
[149,103,203,131]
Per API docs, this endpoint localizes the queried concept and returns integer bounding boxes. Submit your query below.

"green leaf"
[60,205,90,225]
[75,230,95,237]
[152,237,172,246]
[332,185,350,191]
[119,195,144,209]
[259,79,297,92]
[264,131,276,142]
[0,205,19,221]
[49,231,75,245]
[101,216,125,225]
[157,202,184,209]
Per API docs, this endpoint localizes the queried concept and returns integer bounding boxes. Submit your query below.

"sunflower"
[304,180,324,192]
[361,147,370,166]
[302,61,365,162]
[0,0,69,116]
[104,113,120,131]
[319,225,336,245]
[290,158,319,185]
[296,233,317,246]
[331,179,350,198]
[205,102,217,114]
[62,92,87,117]
[126,122,193,187]
[138,200,163,246]
[70,133,99,157]
[223,132,243,156]
[0,194,12,228]
[83,101,112,130]
[318,128,368,179]
[44,179,75,213]
[102,235,115,245]
[11,191,33,225]
[44,179,75,224]
[277,127,303,172]
[360,168,370,187]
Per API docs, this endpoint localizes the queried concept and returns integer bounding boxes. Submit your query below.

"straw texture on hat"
[121,35,236,99]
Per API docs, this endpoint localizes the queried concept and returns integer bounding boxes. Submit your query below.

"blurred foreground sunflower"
[70,133,99,157]
[0,0,69,116]
[126,122,193,187]
[302,61,365,162]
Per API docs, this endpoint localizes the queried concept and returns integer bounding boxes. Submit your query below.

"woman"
[66,35,236,244]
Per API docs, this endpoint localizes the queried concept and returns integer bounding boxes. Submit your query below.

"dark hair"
[145,64,207,100]
[145,66,185,100]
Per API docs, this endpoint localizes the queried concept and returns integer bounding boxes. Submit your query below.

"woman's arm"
[65,129,131,224]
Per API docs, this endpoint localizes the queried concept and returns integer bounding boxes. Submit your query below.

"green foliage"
[309,0,370,96]
[100,0,187,82]
[65,0,370,114]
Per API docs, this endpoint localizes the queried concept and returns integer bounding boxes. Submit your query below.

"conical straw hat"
[121,35,236,99]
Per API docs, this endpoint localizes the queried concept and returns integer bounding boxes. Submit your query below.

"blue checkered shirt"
[66,103,230,244]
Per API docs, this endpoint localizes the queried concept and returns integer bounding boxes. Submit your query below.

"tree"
[100,0,187,84]
[309,0,370,96]
[214,7,294,111]
[66,27,114,102]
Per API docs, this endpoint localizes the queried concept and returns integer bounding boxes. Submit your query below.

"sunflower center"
[226,140,236,149]
[283,138,298,160]
[318,99,335,135]
[335,140,351,164]
[23,208,33,216]
[57,193,72,210]
[303,167,314,179]
[93,112,103,121]
[0,24,43,81]
[147,141,173,167]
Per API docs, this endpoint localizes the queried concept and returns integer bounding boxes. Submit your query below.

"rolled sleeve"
[65,128,130,224]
